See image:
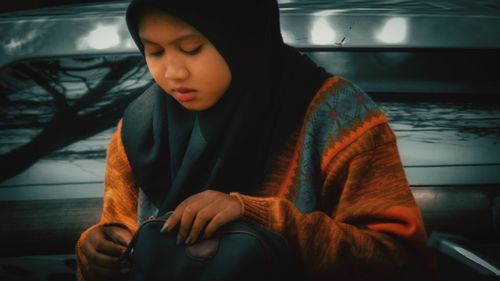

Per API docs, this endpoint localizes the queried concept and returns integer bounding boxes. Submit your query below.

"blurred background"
[1,1,499,280]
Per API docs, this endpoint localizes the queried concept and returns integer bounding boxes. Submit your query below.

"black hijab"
[123,0,330,212]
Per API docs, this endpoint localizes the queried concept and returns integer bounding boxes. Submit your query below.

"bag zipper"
[120,215,272,272]
[119,214,170,262]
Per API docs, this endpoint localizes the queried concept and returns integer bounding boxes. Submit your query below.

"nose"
[163,56,189,80]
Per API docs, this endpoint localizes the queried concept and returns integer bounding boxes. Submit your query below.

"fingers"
[163,191,205,233]
[177,203,198,242]
[103,226,132,247]
[94,235,128,257]
[162,190,243,245]
[186,200,222,244]
[176,195,214,244]
[204,207,238,238]
[83,245,122,269]
[80,226,131,281]
[83,229,126,264]
[164,195,189,232]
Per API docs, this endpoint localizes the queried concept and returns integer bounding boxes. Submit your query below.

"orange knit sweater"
[76,77,434,280]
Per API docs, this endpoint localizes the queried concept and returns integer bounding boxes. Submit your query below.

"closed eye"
[181,44,204,56]
[147,49,164,57]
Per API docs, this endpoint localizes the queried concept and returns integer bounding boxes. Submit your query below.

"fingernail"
[185,237,192,245]
[160,223,168,233]
[176,235,183,245]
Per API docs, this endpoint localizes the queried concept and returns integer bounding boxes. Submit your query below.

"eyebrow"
[139,33,200,46]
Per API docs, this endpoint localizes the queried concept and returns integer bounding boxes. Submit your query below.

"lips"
[173,87,197,102]
[175,87,196,94]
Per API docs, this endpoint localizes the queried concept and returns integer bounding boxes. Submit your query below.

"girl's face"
[138,10,231,111]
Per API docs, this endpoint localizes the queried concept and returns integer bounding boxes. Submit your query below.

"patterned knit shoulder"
[302,76,390,170]
[261,76,393,211]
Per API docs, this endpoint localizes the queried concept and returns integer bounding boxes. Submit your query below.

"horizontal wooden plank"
[1,185,499,257]
[0,198,102,257]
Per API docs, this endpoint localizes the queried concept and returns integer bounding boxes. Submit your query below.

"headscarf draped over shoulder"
[123,0,331,212]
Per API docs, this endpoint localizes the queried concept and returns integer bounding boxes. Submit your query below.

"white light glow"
[5,39,22,51]
[312,9,349,17]
[3,31,36,54]
[376,17,408,44]
[281,30,294,44]
[311,18,336,45]
[452,245,500,275]
[80,24,121,50]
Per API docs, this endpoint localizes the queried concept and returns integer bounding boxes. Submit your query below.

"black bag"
[121,212,299,281]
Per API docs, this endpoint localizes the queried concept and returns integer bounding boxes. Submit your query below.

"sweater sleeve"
[75,120,139,281]
[230,123,435,281]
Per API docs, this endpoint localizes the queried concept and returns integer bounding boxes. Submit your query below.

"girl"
[76,0,434,280]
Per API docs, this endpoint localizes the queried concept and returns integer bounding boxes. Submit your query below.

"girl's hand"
[161,190,242,245]
[79,225,132,281]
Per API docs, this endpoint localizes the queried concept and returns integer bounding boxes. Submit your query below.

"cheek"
[197,53,231,93]
[214,61,231,94]
[146,61,174,94]
[146,61,166,83]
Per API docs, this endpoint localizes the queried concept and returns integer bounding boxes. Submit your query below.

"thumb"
[103,226,132,247]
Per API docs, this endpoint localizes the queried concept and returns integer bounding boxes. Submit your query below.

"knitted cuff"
[229,192,271,229]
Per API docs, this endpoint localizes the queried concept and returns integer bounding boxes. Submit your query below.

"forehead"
[137,8,198,39]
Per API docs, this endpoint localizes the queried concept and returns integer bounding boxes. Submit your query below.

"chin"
[181,102,213,112]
